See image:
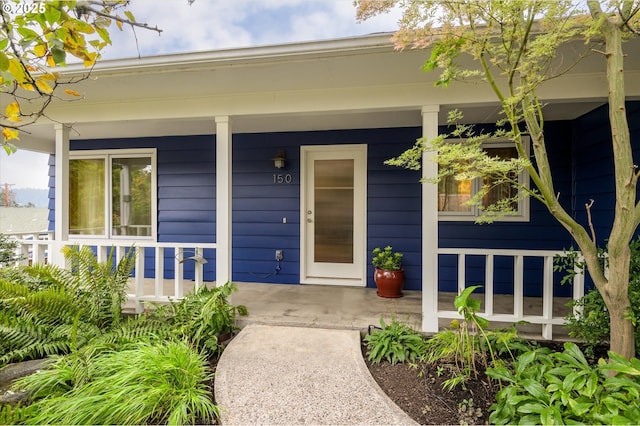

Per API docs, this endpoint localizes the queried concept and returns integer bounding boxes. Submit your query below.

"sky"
[0,0,401,189]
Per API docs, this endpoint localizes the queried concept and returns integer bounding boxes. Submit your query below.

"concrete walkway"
[215,324,416,425]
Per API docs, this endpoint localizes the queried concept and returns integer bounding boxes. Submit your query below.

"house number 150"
[273,173,293,184]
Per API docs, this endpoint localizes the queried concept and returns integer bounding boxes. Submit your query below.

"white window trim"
[438,136,530,222]
[69,148,158,240]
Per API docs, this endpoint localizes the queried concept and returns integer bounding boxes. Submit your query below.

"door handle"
[307,218,313,223]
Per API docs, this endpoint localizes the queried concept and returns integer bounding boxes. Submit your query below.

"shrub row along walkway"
[215,324,416,425]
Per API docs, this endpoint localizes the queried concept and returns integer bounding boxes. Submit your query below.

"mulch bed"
[363,345,496,425]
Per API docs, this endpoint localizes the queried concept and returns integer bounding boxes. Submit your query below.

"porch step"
[214,324,415,425]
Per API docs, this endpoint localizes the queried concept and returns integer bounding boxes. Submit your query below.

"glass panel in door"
[314,159,354,263]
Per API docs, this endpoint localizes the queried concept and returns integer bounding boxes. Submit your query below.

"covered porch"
[13,32,618,341]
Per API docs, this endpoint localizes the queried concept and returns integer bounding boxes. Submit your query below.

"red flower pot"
[374,268,404,298]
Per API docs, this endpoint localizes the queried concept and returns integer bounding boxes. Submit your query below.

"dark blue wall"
[45,120,596,295]
[573,102,640,245]
[571,101,640,291]
[231,128,423,289]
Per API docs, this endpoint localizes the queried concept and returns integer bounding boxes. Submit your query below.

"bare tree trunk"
[586,0,637,358]
[606,246,635,359]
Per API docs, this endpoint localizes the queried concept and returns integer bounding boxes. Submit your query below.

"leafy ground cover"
[359,286,639,425]
[0,244,246,425]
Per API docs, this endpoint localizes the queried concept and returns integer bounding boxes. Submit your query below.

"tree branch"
[586,199,596,243]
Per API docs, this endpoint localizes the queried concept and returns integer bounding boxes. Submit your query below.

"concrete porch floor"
[127,280,573,339]
[231,282,423,330]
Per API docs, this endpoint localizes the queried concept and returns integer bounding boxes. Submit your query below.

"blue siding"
[573,102,640,245]
[572,101,640,291]
[44,118,604,296]
[231,128,424,290]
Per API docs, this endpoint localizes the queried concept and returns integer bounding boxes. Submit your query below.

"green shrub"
[424,285,530,390]
[364,316,426,365]
[14,340,218,425]
[555,238,640,356]
[148,282,248,356]
[487,342,640,425]
[0,233,20,267]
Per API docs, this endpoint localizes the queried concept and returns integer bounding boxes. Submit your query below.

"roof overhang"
[14,32,640,153]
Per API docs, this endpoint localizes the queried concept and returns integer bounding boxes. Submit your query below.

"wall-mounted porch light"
[273,150,286,169]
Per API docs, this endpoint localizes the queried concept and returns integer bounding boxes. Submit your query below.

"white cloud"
[102,0,400,59]
[0,150,49,189]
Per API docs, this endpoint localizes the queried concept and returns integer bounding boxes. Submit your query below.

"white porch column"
[51,124,70,267]
[421,105,440,333]
[215,116,232,285]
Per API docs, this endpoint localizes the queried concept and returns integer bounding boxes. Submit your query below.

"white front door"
[300,145,367,286]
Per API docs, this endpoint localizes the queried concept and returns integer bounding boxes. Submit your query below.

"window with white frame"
[69,149,157,238]
[438,137,530,221]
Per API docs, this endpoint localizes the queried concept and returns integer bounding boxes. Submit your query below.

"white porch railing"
[437,248,585,340]
[14,237,216,313]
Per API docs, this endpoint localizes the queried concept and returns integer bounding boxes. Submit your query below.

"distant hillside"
[14,188,48,208]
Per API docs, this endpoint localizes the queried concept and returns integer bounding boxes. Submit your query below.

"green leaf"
[17,27,39,42]
[51,47,66,65]
[517,402,545,414]
[454,285,483,311]
[486,365,515,383]
[568,398,592,417]
[0,51,9,71]
[515,350,536,375]
[45,5,62,25]
[521,378,549,404]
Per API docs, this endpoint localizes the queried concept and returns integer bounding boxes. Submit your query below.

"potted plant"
[372,246,404,298]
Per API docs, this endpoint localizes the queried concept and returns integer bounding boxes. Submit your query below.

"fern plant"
[0,245,136,366]
[149,282,248,356]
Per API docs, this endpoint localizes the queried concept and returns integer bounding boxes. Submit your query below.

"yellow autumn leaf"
[83,51,97,67]
[2,128,19,141]
[40,72,57,80]
[8,59,28,84]
[34,43,48,57]
[18,83,35,92]
[64,89,82,97]
[5,102,21,122]
[35,78,53,94]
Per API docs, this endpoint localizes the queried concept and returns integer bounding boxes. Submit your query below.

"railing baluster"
[194,247,204,291]
[134,246,145,313]
[457,253,466,294]
[542,255,554,339]
[513,255,524,319]
[155,246,164,299]
[484,254,494,316]
[174,247,183,298]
